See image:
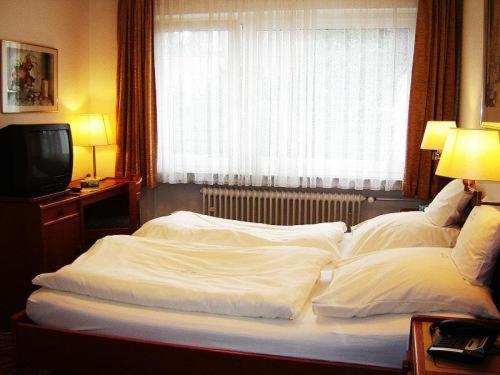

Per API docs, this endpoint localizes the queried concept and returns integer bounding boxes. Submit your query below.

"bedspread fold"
[134,211,346,257]
[33,235,332,319]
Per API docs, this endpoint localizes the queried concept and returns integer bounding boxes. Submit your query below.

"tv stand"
[0,189,72,203]
[0,176,142,330]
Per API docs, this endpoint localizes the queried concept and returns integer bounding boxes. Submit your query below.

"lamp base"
[462,179,482,206]
[81,178,99,188]
[84,173,106,181]
[81,175,106,188]
[462,179,476,192]
[431,150,441,160]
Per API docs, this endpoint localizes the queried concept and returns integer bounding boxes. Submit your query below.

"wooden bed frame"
[11,201,500,374]
[11,310,399,375]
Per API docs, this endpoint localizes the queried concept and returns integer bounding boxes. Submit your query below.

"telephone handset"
[427,319,498,362]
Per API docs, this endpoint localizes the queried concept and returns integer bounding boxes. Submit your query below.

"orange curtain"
[403,0,462,199]
[116,0,157,188]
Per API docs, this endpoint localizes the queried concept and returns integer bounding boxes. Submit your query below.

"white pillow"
[135,211,347,255]
[424,179,472,227]
[348,211,460,257]
[312,247,499,319]
[452,205,500,286]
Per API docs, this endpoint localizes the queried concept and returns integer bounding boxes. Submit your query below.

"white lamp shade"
[436,128,500,181]
[420,121,457,150]
[72,114,112,147]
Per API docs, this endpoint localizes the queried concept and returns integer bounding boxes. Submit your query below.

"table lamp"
[72,114,112,184]
[420,121,457,160]
[482,121,500,130]
[436,128,500,191]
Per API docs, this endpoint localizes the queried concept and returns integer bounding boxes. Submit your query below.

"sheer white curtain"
[154,0,417,190]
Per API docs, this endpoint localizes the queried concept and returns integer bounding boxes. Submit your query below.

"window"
[154,0,417,190]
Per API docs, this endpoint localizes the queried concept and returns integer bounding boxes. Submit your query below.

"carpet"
[0,333,51,375]
[0,333,15,374]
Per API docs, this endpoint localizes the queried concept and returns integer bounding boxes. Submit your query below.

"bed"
[25,279,412,369]
[12,189,500,375]
[13,269,500,375]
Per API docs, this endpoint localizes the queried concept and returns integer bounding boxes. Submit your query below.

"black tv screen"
[0,124,73,197]
[28,129,71,178]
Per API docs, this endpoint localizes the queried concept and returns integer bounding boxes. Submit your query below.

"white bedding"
[338,232,353,258]
[134,211,346,256]
[313,247,499,319]
[28,280,418,369]
[27,217,477,369]
[33,235,332,319]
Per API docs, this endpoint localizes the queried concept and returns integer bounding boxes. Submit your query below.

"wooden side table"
[404,315,500,375]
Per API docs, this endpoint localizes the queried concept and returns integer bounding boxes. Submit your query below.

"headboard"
[472,191,500,311]
[491,256,500,311]
[486,200,500,311]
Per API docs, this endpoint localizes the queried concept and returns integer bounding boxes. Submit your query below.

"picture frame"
[1,40,58,113]
[482,0,500,129]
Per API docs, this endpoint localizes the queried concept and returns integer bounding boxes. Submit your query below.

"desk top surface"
[0,178,134,206]
[69,178,130,198]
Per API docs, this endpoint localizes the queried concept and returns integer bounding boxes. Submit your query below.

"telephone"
[427,319,498,362]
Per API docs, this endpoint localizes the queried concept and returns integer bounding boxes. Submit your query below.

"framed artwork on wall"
[1,40,58,113]
[483,0,500,129]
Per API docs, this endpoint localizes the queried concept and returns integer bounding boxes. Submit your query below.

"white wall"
[0,0,117,180]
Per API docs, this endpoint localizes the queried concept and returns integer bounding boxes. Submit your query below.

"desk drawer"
[42,201,79,224]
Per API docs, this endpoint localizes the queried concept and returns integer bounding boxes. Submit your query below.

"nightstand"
[404,315,500,375]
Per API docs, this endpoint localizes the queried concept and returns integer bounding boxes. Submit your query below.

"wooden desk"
[0,177,142,329]
[69,178,142,248]
[404,315,500,375]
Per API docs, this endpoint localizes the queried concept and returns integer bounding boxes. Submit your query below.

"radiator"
[202,187,366,227]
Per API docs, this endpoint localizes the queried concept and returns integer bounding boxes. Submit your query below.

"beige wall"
[88,0,118,178]
[460,0,485,130]
[460,0,500,201]
[0,0,117,180]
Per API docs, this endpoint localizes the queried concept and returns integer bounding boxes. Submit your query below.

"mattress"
[28,268,411,369]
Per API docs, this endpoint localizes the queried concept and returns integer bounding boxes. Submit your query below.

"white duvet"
[33,235,333,319]
[135,211,346,257]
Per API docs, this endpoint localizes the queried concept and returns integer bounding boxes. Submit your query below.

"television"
[0,124,73,197]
